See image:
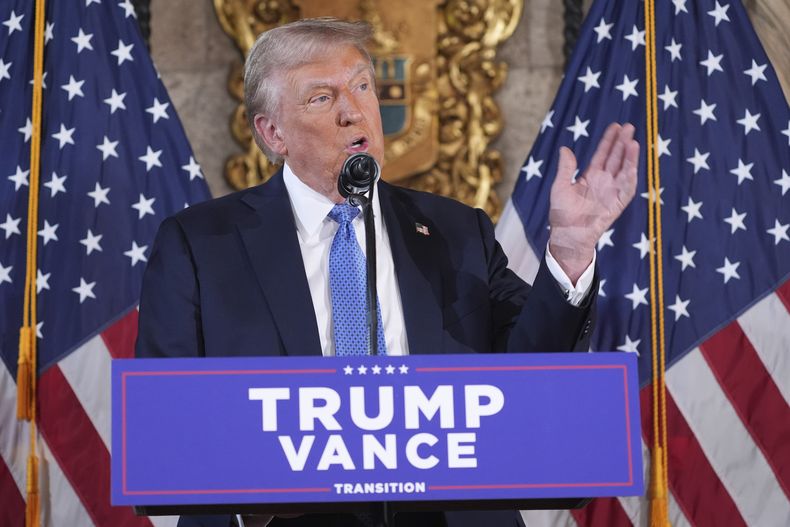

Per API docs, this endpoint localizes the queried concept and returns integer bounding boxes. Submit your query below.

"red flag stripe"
[640,385,747,527]
[777,279,790,313]
[699,320,790,498]
[37,366,153,527]
[0,453,24,527]
[572,497,633,527]
[101,309,140,359]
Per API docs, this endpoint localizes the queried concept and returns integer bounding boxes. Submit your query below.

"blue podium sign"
[111,353,643,506]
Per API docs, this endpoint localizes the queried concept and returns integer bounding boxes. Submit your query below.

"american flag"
[497,0,790,525]
[0,1,210,525]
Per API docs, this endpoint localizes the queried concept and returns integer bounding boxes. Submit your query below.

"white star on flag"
[0,214,21,239]
[61,75,86,101]
[775,170,790,195]
[540,110,554,133]
[139,146,163,171]
[124,241,148,266]
[44,21,54,43]
[625,283,649,309]
[681,197,703,222]
[80,229,103,255]
[617,335,641,354]
[0,262,11,285]
[577,67,601,92]
[781,121,790,146]
[766,220,789,245]
[657,134,671,157]
[657,85,678,110]
[707,1,731,26]
[615,74,639,101]
[521,156,543,181]
[675,245,697,270]
[52,123,76,149]
[118,0,137,18]
[633,233,652,259]
[96,136,120,160]
[736,109,760,135]
[132,193,156,219]
[146,98,170,123]
[18,117,32,142]
[566,116,590,141]
[672,0,688,14]
[667,294,691,321]
[593,18,613,43]
[665,38,682,62]
[598,279,606,297]
[723,208,747,234]
[2,10,23,35]
[624,25,645,50]
[103,89,127,113]
[686,148,710,174]
[36,270,50,293]
[87,182,111,207]
[43,172,67,197]
[8,166,29,190]
[181,156,204,180]
[743,60,767,85]
[0,59,11,82]
[38,220,59,245]
[729,159,754,185]
[716,257,741,284]
[693,98,717,125]
[71,28,94,53]
[72,278,97,303]
[700,50,724,76]
[111,39,134,65]
[597,228,614,250]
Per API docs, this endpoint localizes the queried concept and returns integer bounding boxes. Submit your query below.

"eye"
[308,94,331,106]
[359,82,369,91]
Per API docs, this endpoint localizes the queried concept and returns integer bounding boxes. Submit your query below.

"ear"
[254,114,288,157]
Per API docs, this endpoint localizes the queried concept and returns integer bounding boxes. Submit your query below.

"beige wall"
[151,0,789,204]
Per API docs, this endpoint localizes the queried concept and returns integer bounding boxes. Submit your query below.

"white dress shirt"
[282,163,595,357]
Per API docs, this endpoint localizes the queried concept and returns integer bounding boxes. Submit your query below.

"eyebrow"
[300,63,372,94]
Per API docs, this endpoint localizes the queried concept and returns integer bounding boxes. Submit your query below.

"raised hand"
[548,122,639,283]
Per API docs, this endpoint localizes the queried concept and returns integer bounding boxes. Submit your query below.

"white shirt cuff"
[544,245,596,306]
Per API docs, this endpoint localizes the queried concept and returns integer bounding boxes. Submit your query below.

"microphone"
[338,153,379,199]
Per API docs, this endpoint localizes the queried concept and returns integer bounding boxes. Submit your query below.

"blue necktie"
[328,203,387,356]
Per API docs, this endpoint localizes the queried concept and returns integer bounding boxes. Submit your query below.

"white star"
[124,241,148,266]
[775,170,790,196]
[521,156,543,181]
[132,193,156,219]
[615,74,639,101]
[37,220,59,245]
[88,182,111,207]
[686,148,710,174]
[80,229,103,255]
[640,186,664,205]
[36,269,50,293]
[744,60,767,85]
[146,98,170,123]
[71,28,94,53]
[597,228,614,250]
[667,295,691,321]
[96,135,119,160]
[43,171,67,197]
[61,75,85,101]
[0,58,11,81]
[657,134,671,157]
[781,122,790,146]
[707,2,730,26]
[118,0,136,18]
[593,18,613,43]
[540,110,554,133]
[736,109,761,135]
[700,50,724,76]
[385,364,396,374]
[672,0,688,14]
[577,67,601,92]
[716,257,741,284]
[0,214,21,239]
[86,0,102,7]
[625,283,649,309]
[139,146,163,171]
[35,321,43,339]
[72,278,97,303]
[617,335,641,355]
[357,365,368,375]
[343,365,353,375]
[767,220,790,245]
[103,89,127,113]
[28,71,47,89]
[624,25,646,51]
[0,262,11,285]
[681,197,703,222]
[598,278,606,297]
[657,84,678,110]
[111,39,134,65]
[44,21,54,43]
[8,166,29,190]
[18,117,32,142]
[729,159,754,185]
[3,10,23,35]
[371,365,382,374]
[633,233,653,259]
[182,156,203,180]
[399,364,409,374]
[665,38,682,62]
[675,245,697,271]
[566,116,590,141]
[693,98,717,125]
[723,208,747,234]
[52,123,76,149]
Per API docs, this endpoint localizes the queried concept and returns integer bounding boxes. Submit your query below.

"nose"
[337,91,363,127]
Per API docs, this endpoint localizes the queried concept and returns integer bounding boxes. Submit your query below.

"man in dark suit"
[136,17,638,527]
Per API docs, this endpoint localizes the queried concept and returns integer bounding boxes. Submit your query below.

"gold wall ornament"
[213,0,521,220]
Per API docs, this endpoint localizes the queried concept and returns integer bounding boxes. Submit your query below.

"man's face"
[255,45,384,202]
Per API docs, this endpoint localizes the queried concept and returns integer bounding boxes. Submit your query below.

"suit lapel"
[379,183,443,355]
[237,172,321,356]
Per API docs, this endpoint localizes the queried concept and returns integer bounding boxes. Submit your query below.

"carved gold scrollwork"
[213,0,521,220]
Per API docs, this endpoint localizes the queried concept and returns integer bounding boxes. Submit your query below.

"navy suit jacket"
[135,171,597,527]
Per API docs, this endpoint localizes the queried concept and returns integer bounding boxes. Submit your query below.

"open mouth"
[347,136,368,153]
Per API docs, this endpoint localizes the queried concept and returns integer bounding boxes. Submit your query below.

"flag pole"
[17,0,47,524]
[644,0,670,525]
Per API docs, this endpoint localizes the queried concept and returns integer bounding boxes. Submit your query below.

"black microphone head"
[338,153,379,198]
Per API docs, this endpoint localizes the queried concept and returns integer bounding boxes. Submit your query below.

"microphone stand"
[347,186,379,357]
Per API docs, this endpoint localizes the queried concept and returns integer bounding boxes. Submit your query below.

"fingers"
[588,123,621,172]
[554,146,578,189]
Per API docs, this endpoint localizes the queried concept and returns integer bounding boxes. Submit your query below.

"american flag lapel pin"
[415,223,430,236]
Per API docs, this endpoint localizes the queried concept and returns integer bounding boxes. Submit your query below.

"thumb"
[554,146,578,189]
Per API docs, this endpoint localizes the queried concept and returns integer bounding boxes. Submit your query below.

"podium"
[112,352,643,521]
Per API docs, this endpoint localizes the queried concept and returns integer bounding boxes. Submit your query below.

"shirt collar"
[283,162,384,240]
